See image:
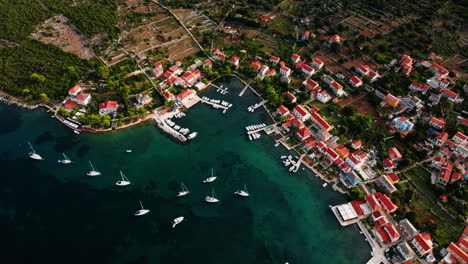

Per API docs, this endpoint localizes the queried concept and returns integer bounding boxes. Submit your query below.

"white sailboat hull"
[29,152,43,160]
[177,191,190,197]
[234,191,249,197]
[116,180,131,186]
[205,196,219,203]
[134,209,150,216]
[58,159,71,164]
[87,171,101,176]
[203,177,217,183]
[172,216,184,228]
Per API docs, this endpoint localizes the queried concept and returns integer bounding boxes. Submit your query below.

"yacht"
[58,153,71,164]
[172,216,184,228]
[116,171,131,186]
[188,132,198,139]
[134,201,150,216]
[322,183,328,188]
[205,188,219,203]
[126,149,132,153]
[27,141,43,160]
[87,161,101,176]
[177,182,190,197]
[234,185,249,197]
[203,168,217,183]
[73,130,80,134]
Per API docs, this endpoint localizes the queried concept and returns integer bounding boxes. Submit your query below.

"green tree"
[349,188,364,200]
[39,93,49,102]
[31,73,46,82]
[97,65,110,79]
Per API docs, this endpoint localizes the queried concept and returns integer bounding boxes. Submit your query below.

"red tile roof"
[451,172,462,183]
[294,105,310,117]
[277,105,290,115]
[385,223,401,240]
[350,200,366,216]
[311,106,320,112]
[358,65,369,73]
[383,158,395,168]
[153,62,162,68]
[69,85,81,93]
[280,66,291,73]
[430,117,445,127]
[365,194,382,211]
[162,91,175,99]
[410,81,430,91]
[291,54,300,60]
[311,112,331,130]
[297,127,312,139]
[352,140,362,149]
[313,57,324,66]
[443,89,459,99]
[377,228,391,244]
[99,101,117,109]
[326,148,339,160]
[177,89,195,100]
[63,100,77,109]
[374,217,389,229]
[292,118,305,128]
[302,64,314,73]
[331,81,343,90]
[270,56,280,62]
[376,193,398,213]
[204,60,213,66]
[388,147,402,160]
[414,233,433,251]
[251,61,261,69]
[448,242,468,263]
[387,173,400,183]
[454,131,467,141]
[350,75,362,85]
[229,56,239,63]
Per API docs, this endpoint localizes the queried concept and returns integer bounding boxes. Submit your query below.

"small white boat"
[172,216,184,228]
[58,153,71,164]
[274,142,280,147]
[134,201,150,216]
[281,156,287,159]
[27,141,43,160]
[116,170,131,186]
[322,183,328,188]
[289,166,294,172]
[87,160,101,176]
[203,168,217,183]
[188,132,198,139]
[205,188,219,203]
[174,125,181,130]
[248,134,252,141]
[177,182,190,197]
[73,130,80,134]
[126,149,132,153]
[234,185,249,197]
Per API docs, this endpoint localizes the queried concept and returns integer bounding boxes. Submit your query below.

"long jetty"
[199,98,229,110]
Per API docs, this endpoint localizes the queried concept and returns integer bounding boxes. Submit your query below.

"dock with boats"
[200,96,232,113]
[247,100,267,112]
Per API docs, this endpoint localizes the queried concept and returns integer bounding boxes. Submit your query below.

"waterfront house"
[357,65,370,75]
[351,140,362,149]
[344,171,361,186]
[176,89,195,104]
[442,89,460,102]
[388,147,403,161]
[296,127,312,141]
[452,132,467,145]
[68,85,82,97]
[311,112,332,131]
[269,56,280,65]
[279,66,292,77]
[304,79,320,91]
[311,57,324,69]
[438,163,453,186]
[383,158,396,170]
[349,76,363,88]
[301,64,315,77]
[392,117,414,131]
[229,56,240,67]
[182,72,197,85]
[71,93,91,106]
[410,233,434,256]
[291,54,301,63]
[317,90,332,103]
[162,91,175,101]
[276,105,290,117]
[409,82,431,94]
[63,100,77,110]
[302,137,316,151]
[283,92,297,103]
[99,101,118,115]
[293,105,311,122]
[430,117,445,129]
[330,81,344,96]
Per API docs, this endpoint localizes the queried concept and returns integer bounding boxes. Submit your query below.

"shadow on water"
[0,107,22,135]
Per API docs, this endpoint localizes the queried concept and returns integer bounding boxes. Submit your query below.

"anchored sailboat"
[116,170,131,186]
[234,184,250,197]
[172,216,184,228]
[86,161,101,176]
[205,188,219,203]
[27,141,43,160]
[58,153,71,164]
[177,182,190,197]
[203,168,217,183]
[134,201,150,216]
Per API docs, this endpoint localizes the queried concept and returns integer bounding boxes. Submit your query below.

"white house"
[68,85,82,97]
[71,92,91,106]
[317,90,332,103]
[291,54,301,63]
[349,76,363,88]
[301,64,315,77]
[292,105,311,122]
[279,66,291,77]
[99,101,118,115]
[312,58,324,69]
[176,89,196,104]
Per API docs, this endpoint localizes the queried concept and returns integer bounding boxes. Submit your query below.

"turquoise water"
[0,77,370,263]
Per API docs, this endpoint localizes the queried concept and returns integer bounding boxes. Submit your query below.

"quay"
[247,124,276,135]
[199,97,229,110]
[153,109,187,142]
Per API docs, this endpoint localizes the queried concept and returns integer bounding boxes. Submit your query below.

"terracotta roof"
[383,158,395,168]
[311,112,331,130]
[414,233,433,251]
[229,56,239,62]
[162,91,175,99]
[291,54,300,60]
[385,223,401,240]
[443,89,459,98]
[176,89,195,100]
[302,64,314,73]
[430,117,445,127]
[388,147,403,160]
[63,100,77,109]
[387,173,400,183]
[410,82,430,90]
[451,173,462,182]
[280,66,291,73]
[454,132,467,141]
[270,56,280,62]
[331,81,343,90]
[448,242,468,263]
[250,61,261,69]
[326,148,339,160]
[297,127,312,139]
[376,193,398,213]
[204,60,213,66]
[377,228,391,244]
[350,200,366,216]
[99,101,117,109]
[313,57,323,65]
[69,85,81,93]
[294,105,310,117]
[75,93,90,102]
[352,140,362,149]
[350,75,362,85]
[358,65,369,73]
[365,194,382,211]
[292,118,305,128]
[277,105,290,115]
[153,62,162,67]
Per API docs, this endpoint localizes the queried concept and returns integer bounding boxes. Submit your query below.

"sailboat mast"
[89,161,94,170]
[139,201,143,209]
[28,141,35,152]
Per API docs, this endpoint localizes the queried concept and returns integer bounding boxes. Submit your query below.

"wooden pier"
[199,98,229,110]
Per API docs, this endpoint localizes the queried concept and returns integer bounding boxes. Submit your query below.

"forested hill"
[0,0,119,101]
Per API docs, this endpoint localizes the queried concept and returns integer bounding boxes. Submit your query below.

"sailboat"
[134,201,150,216]
[126,149,132,153]
[234,184,250,197]
[58,153,71,164]
[116,170,131,186]
[86,161,101,176]
[172,216,184,228]
[176,182,190,197]
[205,188,219,203]
[27,141,43,160]
[203,168,217,183]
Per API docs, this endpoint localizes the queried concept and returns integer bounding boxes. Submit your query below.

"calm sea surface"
[0,77,370,264]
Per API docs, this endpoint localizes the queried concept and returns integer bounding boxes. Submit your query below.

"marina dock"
[238,81,252,96]
[199,97,229,110]
[153,110,187,142]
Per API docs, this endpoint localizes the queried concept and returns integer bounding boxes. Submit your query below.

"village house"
[410,233,434,257]
[293,105,311,122]
[335,145,350,158]
[304,79,320,91]
[181,71,197,85]
[213,49,227,62]
[429,117,445,129]
[98,101,118,115]
[388,147,403,161]
[431,156,446,169]
[258,65,269,77]
[270,56,280,65]
[250,61,261,71]
[301,30,310,41]
[452,132,467,145]
[399,219,419,239]
[283,92,297,103]
[427,77,449,90]
[317,90,332,103]
[376,175,397,194]
[400,55,414,76]
[343,171,361,186]
[276,105,290,117]
[296,127,312,141]
[430,63,449,78]
[229,56,240,67]
[330,81,344,96]
[369,70,380,82]
[434,132,449,147]
[176,89,196,104]
[437,163,453,186]
[329,34,341,43]
[357,65,370,75]
[385,93,400,108]
[395,241,417,262]
[301,64,315,77]
[392,117,414,131]
[135,93,152,107]
[383,158,396,170]
[279,66,292,77]
[63,100,77,110]
[351,139,362,149]
[71,93,91,106]
[162,91,175,101]
[349,76,363,88]
[311,112,332,132]
[409,82,431,94]
[291,54,301,63]
[203,60,213,69]
[312,57,324,69]
[443,89,460,102]
[68,85,82,97]
[345,151,367,169]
